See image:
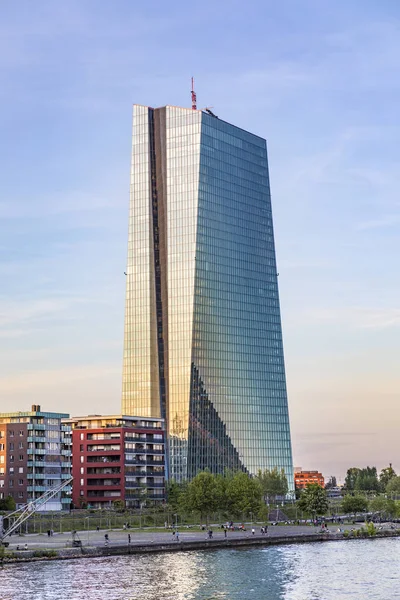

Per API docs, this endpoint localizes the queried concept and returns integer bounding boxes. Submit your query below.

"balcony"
[27,436,46,443]
[27,473,46,479]
[27,486,47,493]
[27,424,46,431]
[27,449,46,455]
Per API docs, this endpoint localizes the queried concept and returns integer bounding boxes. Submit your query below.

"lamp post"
[85,517,90,547]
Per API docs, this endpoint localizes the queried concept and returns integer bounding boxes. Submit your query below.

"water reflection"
[0,539,399,600]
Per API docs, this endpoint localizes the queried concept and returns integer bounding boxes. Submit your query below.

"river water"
[1,538,399,599]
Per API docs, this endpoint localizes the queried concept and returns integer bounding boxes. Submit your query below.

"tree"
[297,483,329,517]
[380,465,397,490]
[257,468,288,503]
[341,495,368,514]
[344,468,360,492]
[226,471,263,517]
[345,467,380,492]
[386,476,400,495]
[325,476,337,490]
[354,467,381,492]
[166,479,187,512]
[0,496,16,511]
[184,471,218,523]
[369,496,397,518]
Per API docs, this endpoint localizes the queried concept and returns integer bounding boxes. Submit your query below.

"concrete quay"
[2,524,400,564]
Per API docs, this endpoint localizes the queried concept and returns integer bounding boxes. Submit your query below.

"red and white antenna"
[191,77,197,110]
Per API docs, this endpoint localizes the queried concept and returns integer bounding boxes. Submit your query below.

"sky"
[0,0,399,482]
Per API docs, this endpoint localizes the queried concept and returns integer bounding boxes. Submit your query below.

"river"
[1,538,399,599]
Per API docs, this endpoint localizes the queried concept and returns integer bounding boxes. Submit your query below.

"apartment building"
[294,468,325,489]
[0,405,72,510]
[64,415,165,509]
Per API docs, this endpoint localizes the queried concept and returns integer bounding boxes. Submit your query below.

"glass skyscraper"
[122,104,294,489]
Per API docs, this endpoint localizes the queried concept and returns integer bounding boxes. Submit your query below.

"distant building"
[294,468,324,489]
[0,405,72,511]
[64,414,166,509]
[326,486,342,498]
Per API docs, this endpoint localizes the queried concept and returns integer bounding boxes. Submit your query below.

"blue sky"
[1,0,399,480]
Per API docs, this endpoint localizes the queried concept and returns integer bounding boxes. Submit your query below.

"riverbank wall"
[2,529,400,565]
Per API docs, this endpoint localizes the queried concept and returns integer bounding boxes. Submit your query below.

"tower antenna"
[191,77,197,110]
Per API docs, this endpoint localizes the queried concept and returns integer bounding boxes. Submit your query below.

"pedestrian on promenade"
[176,531,180,542]
[128,534,131,544]
[208,529,213,539]
[265,524,268,535]
[261,527,265,535]
[224,527,227,538]
[104,533,109,547]
[252,528,255,535]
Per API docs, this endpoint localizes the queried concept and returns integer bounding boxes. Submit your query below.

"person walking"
[224,527,227,539]
[176,531,179,542]
[128,534,131,544]
[252,528,255,535]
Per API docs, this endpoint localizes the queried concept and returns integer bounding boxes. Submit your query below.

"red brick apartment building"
[64,415,166,509]
[294,468,324,489]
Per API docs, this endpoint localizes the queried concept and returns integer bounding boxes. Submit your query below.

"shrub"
[33,550,58,558]
[365,522,377,537]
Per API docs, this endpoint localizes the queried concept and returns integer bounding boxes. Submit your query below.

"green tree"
[354,467,381,492]
[257,468,288,503]
[0,496,16,511]
[184,471,218,523]
[369,496,396,518]
[386,476,400,495]
[344,468,360,492]
[325,476,337,490]
[297,483,329,517]
[226,471,262,518]
[380,465,397,490]
[166,479,187,512]
[341,495,368,514]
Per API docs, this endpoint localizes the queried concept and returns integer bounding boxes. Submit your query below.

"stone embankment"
[2,529,400,565]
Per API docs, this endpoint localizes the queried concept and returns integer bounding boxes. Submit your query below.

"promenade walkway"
[8,524,358,551]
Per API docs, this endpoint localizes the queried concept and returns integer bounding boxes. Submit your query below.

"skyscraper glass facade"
[122,105,294,489]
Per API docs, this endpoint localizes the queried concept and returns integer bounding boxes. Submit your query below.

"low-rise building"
[64,414,166,509]
[0,405,72,510]
[294,467,324,489]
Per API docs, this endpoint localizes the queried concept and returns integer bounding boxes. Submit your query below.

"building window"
[19,442,23,449]
[19,430,24,436]
[18,467,23,474]
[18,479,23,485]
[19,455,23,461]
[18,492,24,498]
[9,480,13,487]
